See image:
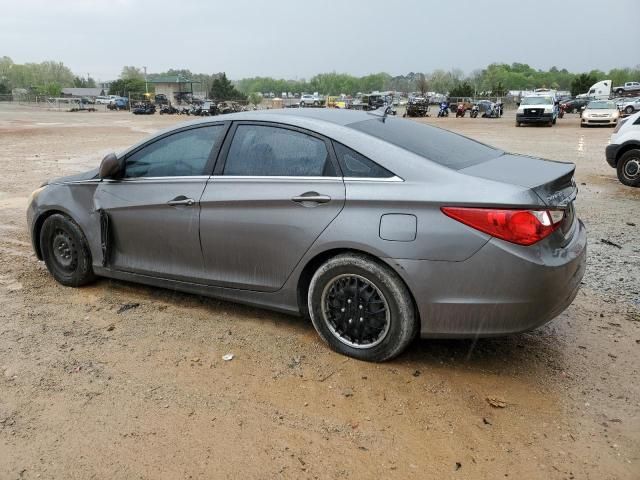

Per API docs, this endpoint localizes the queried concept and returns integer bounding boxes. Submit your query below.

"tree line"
[1,56,639,99]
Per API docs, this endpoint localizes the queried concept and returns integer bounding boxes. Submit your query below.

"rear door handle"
[167,196,195,207]
[291,193,331,204]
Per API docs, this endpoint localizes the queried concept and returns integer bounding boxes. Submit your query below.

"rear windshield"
[348,118,502,170]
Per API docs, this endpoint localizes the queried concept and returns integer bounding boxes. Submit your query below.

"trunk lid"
[460,153,577,208]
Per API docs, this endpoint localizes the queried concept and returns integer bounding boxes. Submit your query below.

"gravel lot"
[0,104,638,479]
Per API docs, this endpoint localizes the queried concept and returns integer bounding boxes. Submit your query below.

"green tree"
[109,78,147,97]
[570,73,598,96]
[449,82,474,97]
[73,76,96,88]
[248,92,262,106]
[209,73,245,101]
[121,66,144,80]
[415,73,428,96]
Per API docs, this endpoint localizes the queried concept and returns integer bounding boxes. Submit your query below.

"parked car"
[561,98,589,114]
[448,97,473,111]
[581,100,619,127]
[299,94,321,107]
[475,100,494,113]
[107,98,128,111]
[404,97,429,117]
[26,109,586,362]
[516,93,558,127]
[605,111,640,187]
[616,97,640,115]
[131,103,156,115]
[613,81,640,96]
[95,96,111,105]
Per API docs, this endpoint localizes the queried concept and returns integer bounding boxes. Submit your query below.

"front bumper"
[605,143,621,167]
[516,112,554,124]
[389,219,587,338]
[582,117,617,126]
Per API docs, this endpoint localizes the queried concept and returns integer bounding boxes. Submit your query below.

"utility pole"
[143,66,148,94]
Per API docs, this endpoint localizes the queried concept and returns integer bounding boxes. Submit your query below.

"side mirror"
[99,152,123,180]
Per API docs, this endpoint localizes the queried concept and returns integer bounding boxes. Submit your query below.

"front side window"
[224,125,335,176]
[125,125,224,178]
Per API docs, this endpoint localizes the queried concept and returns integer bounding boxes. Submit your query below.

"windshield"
[349,118,502,170]
[587,101,616,109]
[521,96,553,105]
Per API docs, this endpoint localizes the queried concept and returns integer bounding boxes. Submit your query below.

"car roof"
[186,108,377,127]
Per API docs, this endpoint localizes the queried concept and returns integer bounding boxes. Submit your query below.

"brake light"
[441,207,565,246]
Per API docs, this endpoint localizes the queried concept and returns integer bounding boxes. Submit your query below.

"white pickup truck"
[613,81,640,96]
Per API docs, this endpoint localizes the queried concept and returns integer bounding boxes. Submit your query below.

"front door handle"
[167,196,195,207]
[291,193,331,204]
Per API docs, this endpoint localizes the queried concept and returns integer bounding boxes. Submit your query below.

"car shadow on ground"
[92,277,568,379]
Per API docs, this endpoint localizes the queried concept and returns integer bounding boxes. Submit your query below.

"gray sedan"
[27,109,587,361]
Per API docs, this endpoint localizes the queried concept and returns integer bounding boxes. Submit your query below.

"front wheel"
[308,254,417,362]
[617,149,640,187]
[625,106,634,115]
[40,214,96,287]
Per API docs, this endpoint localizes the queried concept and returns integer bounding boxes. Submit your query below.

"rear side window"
[224,125,336,176]
[349,118,502,170]
[333,142,394,178]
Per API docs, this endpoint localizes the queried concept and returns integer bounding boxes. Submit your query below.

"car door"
[199,122,345,292]
[93,123,228,281]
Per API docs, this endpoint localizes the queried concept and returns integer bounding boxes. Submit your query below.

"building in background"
[150,75,199,104]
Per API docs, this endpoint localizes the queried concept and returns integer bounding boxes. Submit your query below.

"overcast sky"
[1,0,638,81]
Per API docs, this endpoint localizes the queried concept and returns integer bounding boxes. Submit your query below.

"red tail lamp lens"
[441,207,564,246]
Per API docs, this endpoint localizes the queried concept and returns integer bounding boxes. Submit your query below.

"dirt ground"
[0,104,638,480]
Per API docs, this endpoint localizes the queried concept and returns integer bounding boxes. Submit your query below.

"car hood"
[46,168,99,186]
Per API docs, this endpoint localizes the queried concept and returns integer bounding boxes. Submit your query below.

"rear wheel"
[308,254,417,362]
[625,106,634,115]
[40,214,96,287]
[616,149,640,187]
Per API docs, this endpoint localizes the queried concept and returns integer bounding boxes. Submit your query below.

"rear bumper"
[389,219,587,338]
[516,112,554,124]
[605,143,620,167]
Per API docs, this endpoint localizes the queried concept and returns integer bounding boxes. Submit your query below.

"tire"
[516,122,521,127]
[552,117,556,125]
[40,214,96,287]
[299,102,305,108]
[616,89,624,95]
[313,101,319,106]
[616,149,640,187]
[625,106,634,115]
[308,253,417,362]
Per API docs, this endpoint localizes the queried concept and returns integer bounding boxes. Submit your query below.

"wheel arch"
[616,142,640,163]
[295,247,421,327]
[32,208,79,260]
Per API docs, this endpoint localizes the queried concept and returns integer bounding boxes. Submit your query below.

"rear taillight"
[441,207,565,246]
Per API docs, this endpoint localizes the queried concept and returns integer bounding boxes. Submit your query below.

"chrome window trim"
[89,175,405,183]
[209,175,404,182]
[102,176,211,183]
[344,176,404,183]
[211,175,343,182]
